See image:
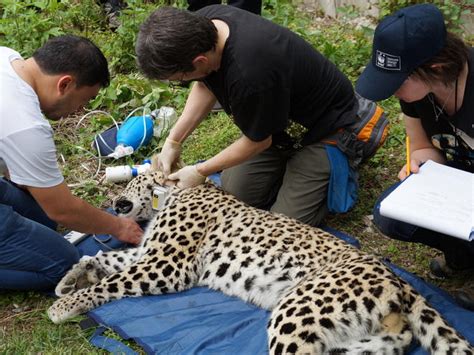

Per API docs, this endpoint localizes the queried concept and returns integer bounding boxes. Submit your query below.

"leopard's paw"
[55,259,107,297]
[47,293,89,324]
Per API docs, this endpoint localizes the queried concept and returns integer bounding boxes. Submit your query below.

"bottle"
[105,160,151,183]
[151,107,178,138]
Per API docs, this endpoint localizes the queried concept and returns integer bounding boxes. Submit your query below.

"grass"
[1,1,471,353]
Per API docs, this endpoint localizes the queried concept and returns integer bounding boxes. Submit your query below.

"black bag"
[334,93,390,168]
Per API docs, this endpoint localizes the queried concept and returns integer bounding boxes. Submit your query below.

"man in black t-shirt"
[356,4,474,310]
[136,6,358,227]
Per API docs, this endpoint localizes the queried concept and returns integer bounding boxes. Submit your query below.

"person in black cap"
[356,4,474,310]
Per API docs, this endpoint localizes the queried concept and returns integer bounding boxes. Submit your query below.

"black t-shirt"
[400,48,474,170]
[197,5,357,146]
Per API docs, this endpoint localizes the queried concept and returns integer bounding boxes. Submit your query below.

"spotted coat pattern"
[48,172,473,354]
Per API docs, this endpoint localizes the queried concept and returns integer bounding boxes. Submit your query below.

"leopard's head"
[112,171,177,221]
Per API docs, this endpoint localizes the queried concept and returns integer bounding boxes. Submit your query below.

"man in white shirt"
[0,35,143,290]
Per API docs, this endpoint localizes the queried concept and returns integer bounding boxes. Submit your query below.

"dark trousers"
[187,0,262,15]
[0,178,80,290]
[372,163,474,270]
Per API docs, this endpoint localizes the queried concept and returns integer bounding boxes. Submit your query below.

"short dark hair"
[136,6,218,80]
[412,32,469,86]
[33,35,110,88]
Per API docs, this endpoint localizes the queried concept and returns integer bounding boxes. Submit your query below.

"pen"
[406,135,410,176]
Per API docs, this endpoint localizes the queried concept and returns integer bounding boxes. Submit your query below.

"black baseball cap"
[355,4,447,101]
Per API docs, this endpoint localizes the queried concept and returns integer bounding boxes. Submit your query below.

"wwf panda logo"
[375,50,401,71]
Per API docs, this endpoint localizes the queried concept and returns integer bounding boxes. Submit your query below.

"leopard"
[48,171,473,354]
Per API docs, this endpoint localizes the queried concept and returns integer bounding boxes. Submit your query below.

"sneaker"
[453,282,474,311]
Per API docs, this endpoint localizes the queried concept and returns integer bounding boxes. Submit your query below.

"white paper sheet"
[380,160,474,241]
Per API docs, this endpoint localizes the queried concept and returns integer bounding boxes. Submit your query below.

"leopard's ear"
[149,170,178,187]
[160,160,183,185]
[150,171,166,184]
[149,160,182,186]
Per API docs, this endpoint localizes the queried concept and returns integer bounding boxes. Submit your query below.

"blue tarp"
[82,229,474,355]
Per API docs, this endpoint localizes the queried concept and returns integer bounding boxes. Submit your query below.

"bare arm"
[168,81,272,178]
[168,81,217,143]
[28,182,143,244]
[398,114,446,180]
[196,135,272,176]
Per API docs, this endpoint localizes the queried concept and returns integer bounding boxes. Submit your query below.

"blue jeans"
[0,178,80,290]
[373,163,474,270]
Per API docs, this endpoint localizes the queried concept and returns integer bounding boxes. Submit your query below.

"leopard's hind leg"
[48,251,197,323]
[55,248,141,296]
[267,256,412,354]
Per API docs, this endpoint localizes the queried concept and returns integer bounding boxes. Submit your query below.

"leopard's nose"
[114,199,133,214]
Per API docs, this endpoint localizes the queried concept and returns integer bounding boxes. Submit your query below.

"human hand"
[167,165,206,189]
[398,159,423,180]
[114,217,143,245]
[152,138,182,178]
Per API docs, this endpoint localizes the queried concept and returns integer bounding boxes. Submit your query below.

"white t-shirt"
[0,47,63,188]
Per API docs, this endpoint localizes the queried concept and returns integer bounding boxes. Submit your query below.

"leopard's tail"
[326,322,413,355]
[402,281,473,354]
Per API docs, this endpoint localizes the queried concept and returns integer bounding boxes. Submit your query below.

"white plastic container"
[105,160,151,183]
